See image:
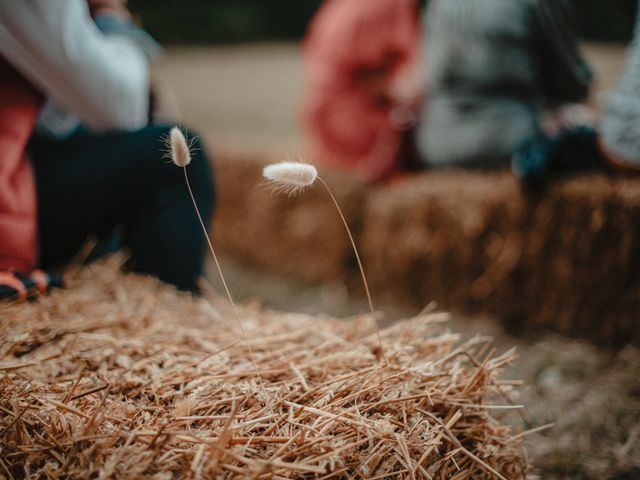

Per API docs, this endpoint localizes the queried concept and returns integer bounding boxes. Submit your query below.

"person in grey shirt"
[418,0,593,168]
[602,8,640,168]
[508,3,640,183]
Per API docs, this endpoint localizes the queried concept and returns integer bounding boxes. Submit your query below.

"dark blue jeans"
[28,125,215,292]
[511,126,605,190]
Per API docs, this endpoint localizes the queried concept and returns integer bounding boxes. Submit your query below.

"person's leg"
[28,125,215,291]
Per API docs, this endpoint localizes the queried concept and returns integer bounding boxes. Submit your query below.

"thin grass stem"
[183,168,272,405]
[316,176,389,367]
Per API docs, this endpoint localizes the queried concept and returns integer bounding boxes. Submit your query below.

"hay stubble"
[0,259,527,478]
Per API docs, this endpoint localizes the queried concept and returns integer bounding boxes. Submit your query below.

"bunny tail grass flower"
[263,161,389,366]
[263,161,318,196]
[168,127,272,406]
[168,126,191,167]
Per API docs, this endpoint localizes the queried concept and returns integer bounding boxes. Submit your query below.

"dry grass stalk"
[167,127,270,410]
[263,161,389,366]
[0,258,528,478]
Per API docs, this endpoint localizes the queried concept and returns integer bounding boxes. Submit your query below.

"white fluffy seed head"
[263,161,318,196]
[168,127,191,167]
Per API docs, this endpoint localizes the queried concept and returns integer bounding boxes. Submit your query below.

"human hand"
[87,0,131,20]
[541,104,598,137]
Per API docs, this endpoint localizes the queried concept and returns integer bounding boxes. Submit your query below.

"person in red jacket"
[0,58,48,300]
[300,0,424,181]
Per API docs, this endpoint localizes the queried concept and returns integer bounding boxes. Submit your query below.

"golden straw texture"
[0,258,528,479]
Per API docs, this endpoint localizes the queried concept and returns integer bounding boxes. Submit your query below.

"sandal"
[0,269,64,301]
[0,271,28,301]
[23,269,64,294]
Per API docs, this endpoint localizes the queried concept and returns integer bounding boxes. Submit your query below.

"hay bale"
[213,150,368,281]
[361,171,523,310]
[0,259,527,478]
[361,171,640,346]
[211,149,639,345]
[510,176,640,344]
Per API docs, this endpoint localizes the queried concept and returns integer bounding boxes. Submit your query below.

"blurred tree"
[574,0,637,42]
[128,0,636,44]
[128,0,323,43]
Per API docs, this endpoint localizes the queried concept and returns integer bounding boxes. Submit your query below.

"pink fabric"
[0,57,42,271]
[301,0,421,180]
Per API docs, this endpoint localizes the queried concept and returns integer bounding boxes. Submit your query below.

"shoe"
[0,271,28,301]
[0,269,64,301]
[512,127,602,192]
[511,135,550,192]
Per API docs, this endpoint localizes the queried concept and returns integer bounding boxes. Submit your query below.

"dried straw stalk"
[0,258,528,479]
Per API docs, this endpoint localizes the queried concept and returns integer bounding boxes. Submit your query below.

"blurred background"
[130,0,636,44]
[128,0,637,148]
[125,2,640,479]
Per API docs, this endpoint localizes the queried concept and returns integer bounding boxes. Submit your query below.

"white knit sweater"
[0,0,149,132]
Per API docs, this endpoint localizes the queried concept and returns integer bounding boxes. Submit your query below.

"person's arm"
[530,0,593,104]
[0,0,149,131]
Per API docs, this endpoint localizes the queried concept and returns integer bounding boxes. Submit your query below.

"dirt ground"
[154,42,627,150]
[155,43,640,479]
[153,43,304,150]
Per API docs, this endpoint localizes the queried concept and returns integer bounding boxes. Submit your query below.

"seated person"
[300,0,423,181]
[512,6,640,186]
[35,0,165,140]
[0,0,214,300]
[418,0,594,169]
[600,7,640,172]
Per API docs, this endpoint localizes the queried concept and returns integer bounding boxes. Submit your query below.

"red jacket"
[301,0,420,180]
[0,57,42,271]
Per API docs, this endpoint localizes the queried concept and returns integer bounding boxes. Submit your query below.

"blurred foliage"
[128,0,323,44]
[129,0,636,44]
[575,0,637,42]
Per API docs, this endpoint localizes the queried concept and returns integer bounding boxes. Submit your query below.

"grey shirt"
[418,0,592,167]
[602,8,640,164]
